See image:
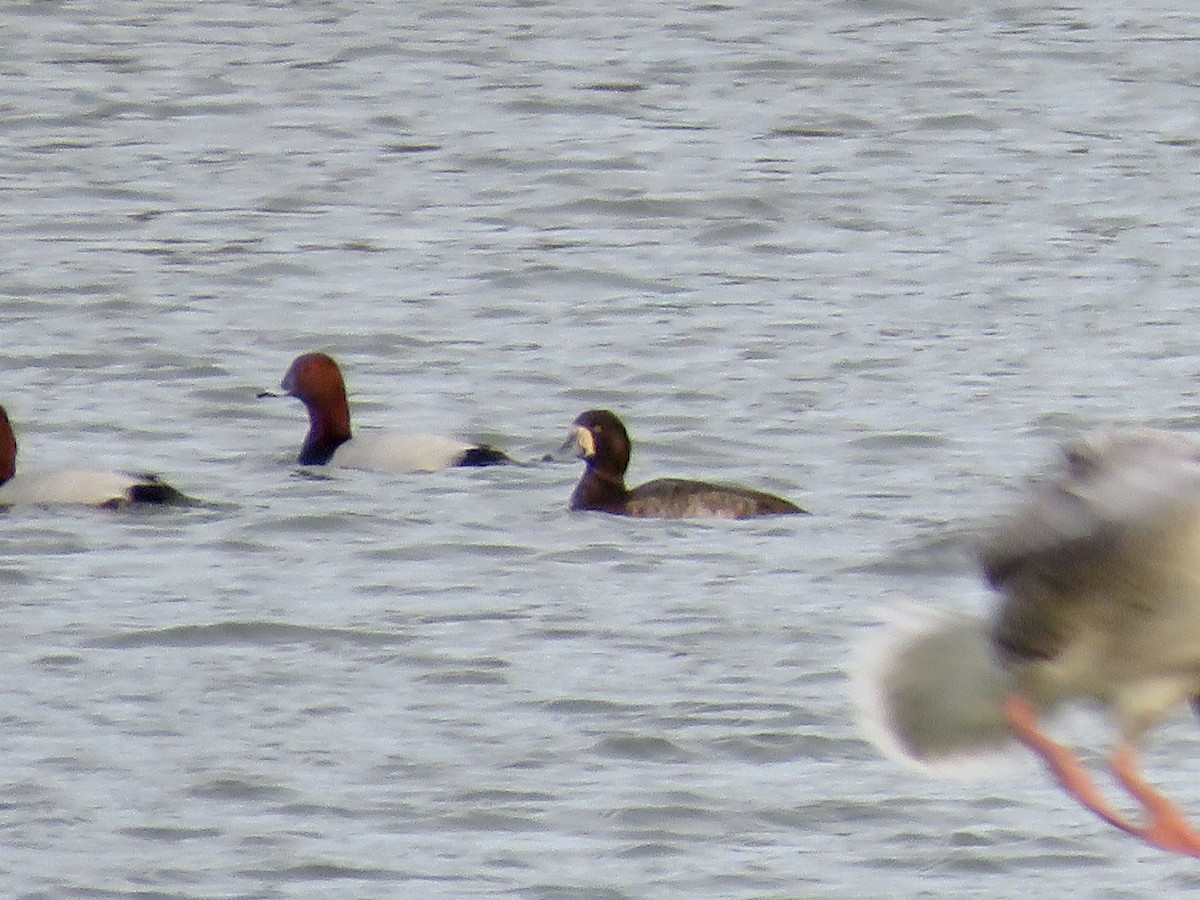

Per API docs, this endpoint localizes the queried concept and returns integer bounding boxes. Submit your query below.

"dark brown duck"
[564,409,805,519]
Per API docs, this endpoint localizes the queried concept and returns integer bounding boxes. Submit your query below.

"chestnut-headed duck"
[563,409,805,519]
[857,427,1200,858]
[265,352,511,473]
[0,404,184,508]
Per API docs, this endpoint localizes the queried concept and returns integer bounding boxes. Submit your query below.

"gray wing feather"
[981,429,1200,664]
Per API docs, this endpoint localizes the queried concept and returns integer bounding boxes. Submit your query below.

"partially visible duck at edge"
[0,403,184,508]
[564,409,806,519]
[263,352,512,473]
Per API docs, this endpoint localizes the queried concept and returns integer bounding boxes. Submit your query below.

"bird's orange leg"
[1109,744,1200,856]
[1003,695,1136,835]
[1005,695,1200,856]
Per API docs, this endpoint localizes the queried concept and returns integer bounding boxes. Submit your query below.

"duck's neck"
[0,445,13,484]
[299,399,351,465]
[570,465,629,511]
[0,418,15,485]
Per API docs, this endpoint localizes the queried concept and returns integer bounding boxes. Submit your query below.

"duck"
[857,427,1200,857]
[0,404,184,508]
[264,352,511,473]
[563,409,805,519]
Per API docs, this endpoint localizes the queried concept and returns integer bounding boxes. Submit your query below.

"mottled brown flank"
[568,408,805,519]
[624,478,804,519]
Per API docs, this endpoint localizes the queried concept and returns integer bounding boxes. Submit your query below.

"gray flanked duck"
[858,427,1200,857]
[564,409,805,519]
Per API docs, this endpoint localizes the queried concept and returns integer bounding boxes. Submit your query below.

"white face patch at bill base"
[573,426,596,459]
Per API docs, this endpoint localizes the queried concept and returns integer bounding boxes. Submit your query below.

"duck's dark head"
[275,352,352,465]
[281,353,348,412]
[566,409,632,478]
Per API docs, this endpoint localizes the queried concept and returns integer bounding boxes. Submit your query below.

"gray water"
[4,1,1200,896]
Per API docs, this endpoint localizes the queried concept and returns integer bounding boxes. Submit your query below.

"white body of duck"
[0,405,183,508]
[858,427,1200,857]
[322,429,499,474]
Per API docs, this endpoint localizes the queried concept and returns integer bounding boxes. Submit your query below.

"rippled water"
[6,1,1200,896]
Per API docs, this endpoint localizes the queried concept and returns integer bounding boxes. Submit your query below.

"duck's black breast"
[623,478,805,519]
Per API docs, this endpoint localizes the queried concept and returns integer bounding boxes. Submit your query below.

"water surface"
[4,1,1200,896]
